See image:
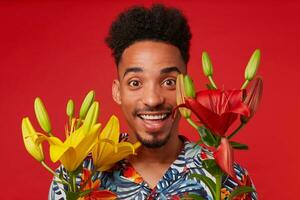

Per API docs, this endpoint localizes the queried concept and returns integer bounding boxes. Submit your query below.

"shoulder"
[181,137,258,199]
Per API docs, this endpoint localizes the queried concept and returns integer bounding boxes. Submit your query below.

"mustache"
[133,104,173,116]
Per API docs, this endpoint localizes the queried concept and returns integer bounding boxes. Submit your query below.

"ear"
[112,79,121,105]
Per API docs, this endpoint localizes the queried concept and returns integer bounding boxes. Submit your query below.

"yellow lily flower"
[40,102,101,172]
[92,115,141,171]
[22,117,44,162]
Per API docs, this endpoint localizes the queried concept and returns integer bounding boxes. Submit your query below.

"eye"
[128,80,142,88]
[162,78,176,89]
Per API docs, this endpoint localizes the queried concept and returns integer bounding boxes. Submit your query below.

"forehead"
[117,41,186,78]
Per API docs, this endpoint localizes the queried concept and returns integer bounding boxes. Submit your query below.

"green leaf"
[182,193,207,200]
[228,186,256,200]
[215,135,221,146]
[197,127,217,147]
[189,174,216,200]
[230,141,249,150]
[202,159,223,177]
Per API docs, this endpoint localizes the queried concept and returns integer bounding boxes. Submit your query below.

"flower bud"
[176,74,191,118]
[22,117,44,162]
[34,97,52,133]
[202,51,213,77]
[184,75,195,98]
[82,101,99,133]
[79,90,95,119]
[66,99,74,118]
[244,49,261,81]
[241,77,263,123]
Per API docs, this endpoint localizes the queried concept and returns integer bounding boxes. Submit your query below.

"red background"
[1,1,299,199]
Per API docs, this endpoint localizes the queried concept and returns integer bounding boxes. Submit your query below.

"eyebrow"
[123,67,143,78]
[160,66,181,74]
[123,66,182,78]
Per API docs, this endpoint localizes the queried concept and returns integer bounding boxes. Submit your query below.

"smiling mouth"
[137,112,171,121]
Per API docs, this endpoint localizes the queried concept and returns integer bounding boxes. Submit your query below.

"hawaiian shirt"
[49,135,257,200]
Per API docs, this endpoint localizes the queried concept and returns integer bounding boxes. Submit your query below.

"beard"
[131,103,175,148]
[135,130,171,148]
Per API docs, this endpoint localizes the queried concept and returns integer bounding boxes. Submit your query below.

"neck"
[129,133,183,164]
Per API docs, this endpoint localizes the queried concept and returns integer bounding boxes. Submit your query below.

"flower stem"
[228,122,246,139]
[41,161,70,186]
[208,76,218,89]
[241,80,250,89]
[75,118,82,130]
[72,172,77,192]
[68,116,72,129]
[215,175,221,200]
[186,118,198,130]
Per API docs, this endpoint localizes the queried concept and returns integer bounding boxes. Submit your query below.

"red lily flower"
[184,89,250,136]
[182,89,250,180]
[214,137,235,179]
[79,168,117,200]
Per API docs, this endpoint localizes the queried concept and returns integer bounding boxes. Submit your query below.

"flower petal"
[98,142,137,171]
[214,137,235,178]
[21,117,44,162]
[185,89,250,136]
[93,115,120,168]
[185,98,230,136]
[92,140,115,169]
[47,137,69,163]
[72,123,101,169]
[225,90,250,117]
[100,115,119,143]
[59,147,77,171]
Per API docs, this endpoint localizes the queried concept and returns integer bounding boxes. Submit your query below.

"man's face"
[112,41,186,148]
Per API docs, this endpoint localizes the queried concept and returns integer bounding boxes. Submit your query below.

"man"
[50,4,257,199]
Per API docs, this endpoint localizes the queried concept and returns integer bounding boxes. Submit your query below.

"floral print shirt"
[49,135,257,200]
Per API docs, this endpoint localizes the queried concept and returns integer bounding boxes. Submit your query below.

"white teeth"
[139,114,167,120]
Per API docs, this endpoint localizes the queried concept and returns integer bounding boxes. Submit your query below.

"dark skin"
[112,41,187,188]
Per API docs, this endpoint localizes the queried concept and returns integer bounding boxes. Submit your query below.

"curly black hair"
[105,4,192,65]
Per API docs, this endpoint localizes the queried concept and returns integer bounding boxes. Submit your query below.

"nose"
[142,85,164,108]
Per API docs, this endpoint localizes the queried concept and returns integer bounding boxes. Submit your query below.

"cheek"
[119,90,140,114]
[164,90,177,105]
